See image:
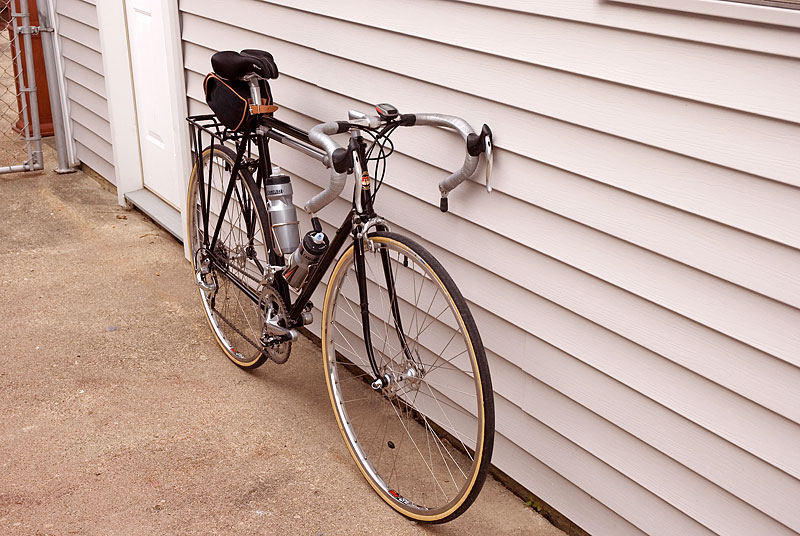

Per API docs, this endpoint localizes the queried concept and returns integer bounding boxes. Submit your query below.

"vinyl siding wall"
[178,1,800,534]
[55,0,114,183]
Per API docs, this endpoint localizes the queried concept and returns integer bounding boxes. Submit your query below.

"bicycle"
[186,49,495,523]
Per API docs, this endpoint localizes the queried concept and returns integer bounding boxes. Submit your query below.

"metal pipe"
[262,128,327,162]
[262,116,311,144]
[0,164,32,173]
[45,0,77,166]
[37,0,73,173]
[17,0,43,170]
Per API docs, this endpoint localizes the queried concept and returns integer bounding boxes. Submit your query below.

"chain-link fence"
[1,0,43,174]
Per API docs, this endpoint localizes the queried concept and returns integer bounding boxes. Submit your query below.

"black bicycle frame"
[191,114,354,324]
[189,112,411,378]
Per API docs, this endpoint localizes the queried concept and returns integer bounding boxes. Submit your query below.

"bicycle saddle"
[211,49,279,80]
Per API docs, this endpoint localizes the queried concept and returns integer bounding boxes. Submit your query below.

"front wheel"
[321,232,494,523]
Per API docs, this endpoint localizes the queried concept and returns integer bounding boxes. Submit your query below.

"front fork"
[352,233,387,387]
[353,227,422,391]
[348,129,419,390]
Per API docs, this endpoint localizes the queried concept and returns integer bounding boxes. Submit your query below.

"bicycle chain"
[211,306,263,359]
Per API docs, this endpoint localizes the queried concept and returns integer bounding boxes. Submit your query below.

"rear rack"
[187,115,250,180]
[188,113,328,171]
[186,114,245,145]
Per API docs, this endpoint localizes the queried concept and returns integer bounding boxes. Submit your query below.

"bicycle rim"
[187,144,269,368]
[322,232,494,523]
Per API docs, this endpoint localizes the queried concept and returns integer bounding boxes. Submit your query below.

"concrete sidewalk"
[0,154,565,535]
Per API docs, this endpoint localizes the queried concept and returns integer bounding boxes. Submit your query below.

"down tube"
[288,210,354,321]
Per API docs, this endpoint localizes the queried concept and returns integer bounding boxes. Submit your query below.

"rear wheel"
[321,232,494,523]
[186,144,272,369]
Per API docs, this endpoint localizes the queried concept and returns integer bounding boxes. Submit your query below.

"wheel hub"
[371,361,423,398]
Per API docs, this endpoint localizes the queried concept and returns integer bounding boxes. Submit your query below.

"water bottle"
[284,230,329,288]
[266,173,300,256]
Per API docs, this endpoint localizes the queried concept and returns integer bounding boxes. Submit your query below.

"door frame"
[96,0,192,252]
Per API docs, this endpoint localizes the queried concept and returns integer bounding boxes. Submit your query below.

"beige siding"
[180,1,800,534]
[55,0,114,183]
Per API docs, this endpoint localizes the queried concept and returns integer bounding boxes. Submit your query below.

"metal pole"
[46,0,78,167]
[14,0,44,171]
[17,0,43,170]
[37,0,73,173]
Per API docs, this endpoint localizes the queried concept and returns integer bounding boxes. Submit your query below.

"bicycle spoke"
[387,395,449,500]
[188,145,271,368]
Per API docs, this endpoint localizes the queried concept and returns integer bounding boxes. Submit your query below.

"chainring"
[258,285,292,364]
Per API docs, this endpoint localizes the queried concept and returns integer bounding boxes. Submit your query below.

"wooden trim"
[157,0,192,255]
[95,0,144,203]
[611,0,800,28]
[125,188,183,241]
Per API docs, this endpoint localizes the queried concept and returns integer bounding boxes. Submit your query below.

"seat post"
[246,75,262,105]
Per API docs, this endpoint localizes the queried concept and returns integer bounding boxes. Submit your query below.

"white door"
[126,0,183,209]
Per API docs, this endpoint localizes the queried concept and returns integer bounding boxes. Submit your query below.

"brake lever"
[484,129,493,193]
[467,124,493,193]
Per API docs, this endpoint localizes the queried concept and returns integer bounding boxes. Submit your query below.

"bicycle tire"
[321,231,494,523]
[186,144,273,369]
